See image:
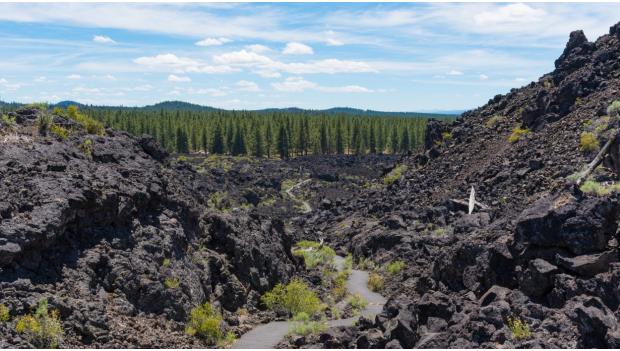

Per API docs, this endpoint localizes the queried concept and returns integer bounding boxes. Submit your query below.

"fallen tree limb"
[450,198,489,211]
[575,133,617,186]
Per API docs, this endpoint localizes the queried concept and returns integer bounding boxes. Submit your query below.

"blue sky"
[0,2,619,111]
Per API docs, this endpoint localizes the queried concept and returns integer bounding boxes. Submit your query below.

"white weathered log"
[468,186,475,214]
[575,134,616,186]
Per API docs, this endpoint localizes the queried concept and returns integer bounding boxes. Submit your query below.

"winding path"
[285,179,313,214]
[232,255,387,349]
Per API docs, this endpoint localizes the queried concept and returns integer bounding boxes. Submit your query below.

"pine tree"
[212,124,225,154]
[336,122,344,154]
[391,126,399,154]
[369,124,377,154]
[232,127,247,156]
[253,127,264,158]
[265,123,273,159]
[278,125,289,159]
[176,127,189,153]
[201,129,208,153]
[319,122,328,154]
[400,128,410,154]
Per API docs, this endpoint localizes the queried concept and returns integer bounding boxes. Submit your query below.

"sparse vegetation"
[508,126,530,143]
[262,278,323,316]
[367,272,384,292]
[50,124,69,141]
[15,299,63,349]
[441,131,453,141]
[37,114,53,136]
[80,138,94,156]
[289,312,327,336]
[65,105,105,135]
[506,315,532,341]
[0,303,9,322]
[292,241,336,269]
[162,258,171,268]
[485,114,504,128]
[185,303,225,345]
[579,132,599,152]
[164,277,180,289]
[386,260,405,275]
[383,164,407,185]
[357,257,376,270]
[607,100,620,116]
[207,191,230,211]
[579,179,620,196]
[348,293,368,313]
[1,113,15,127]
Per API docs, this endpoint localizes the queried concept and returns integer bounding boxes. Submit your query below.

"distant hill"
[0,99,461,118]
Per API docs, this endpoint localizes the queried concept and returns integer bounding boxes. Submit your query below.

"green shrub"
[185,303,224,345]
[331,270,349,302]
[289,313,327,336]
[579,132,599,152]
[0,304,9,322]
[386,260,405,275]
[343,254,353,271]
[50,124,69,141]
[66,105,105,135]
[1,113,15,127]
[26,102,49,110]
[367,272,384,292]
[292,241,336,269]
[262,278,323,316]
[164,277,180,289]
[348,293,368,313]
[37,114,53,136]
[162,258,171,268]
[508,126,530,143]
[80,138,94,156]
[485,115,504,128]
[506,316,531,341]
[207,191,229,210]
[607,100,620,116]
[177,155,189,162]
[579,179,620,196]
[383,165,407,185]
[15,299,63,348]
[357,257,376,271]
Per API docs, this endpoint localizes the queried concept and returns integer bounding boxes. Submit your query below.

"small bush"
[343,254,353,271]
[0,304,9,322]
[80,138,94,156]
[348,293,368,313]
[164,277,180,289]
[580,179,620,196]
[485,115,503,128]
[331,270,349,301]
[367,272,384,292]
[607,100,620,116]
[50,124,69,141]
[383,164,407,185]
[207,191,229,211]
[37,114,53,136]
[162,258,171,268]
[177,155,189,162]
[386,260,405,275]
[262,278,323,316]
[185,303,224,345]
[15,299,63,348]
[357,257,376,271]
[441,131,453,141]
[292,241,336,269]
[1,113,16,127]
[289,313,327,336]
[26,102,49,110]
[579,132,599,152]
[66,105,104,135]
[506,316,531,341]
[508,126,530,143]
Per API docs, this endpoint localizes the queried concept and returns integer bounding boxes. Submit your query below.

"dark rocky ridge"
[296,23,620,348]
[0,112,298,347]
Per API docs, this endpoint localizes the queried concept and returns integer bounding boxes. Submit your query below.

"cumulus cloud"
[34,76,47,82]
[67,74,82,80]
[282,42,314,55]
[195,37,231,46]
[479,74,489,80]
[134,53,236,74]
[0,78,21,90]
[93,35,116,44]
[447,69,463,76]
[245,44,271,53]
[168,74,191,82]
[326,38,344,46]
[236,80,260,92]
[271,76,372,93]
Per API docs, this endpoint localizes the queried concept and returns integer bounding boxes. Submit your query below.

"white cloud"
[195,37,231,46]
[235,80,260,92]
[134,53,235,74]
[326,38,344,46]
[447,69,463,76]
[93,35,116,44]
[168,74,191,82]
[514,77,528,82]
[0,78,21,90]
[34,76,47,82]
[479,74,489,80]
[283,42,314,55]
[245,44,271,53]
[254,70,281,78]
[104,74,116,81]
[67,74,82,80]
[271,76,372,93]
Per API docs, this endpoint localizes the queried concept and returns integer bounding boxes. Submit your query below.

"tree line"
[80,108,455,158]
